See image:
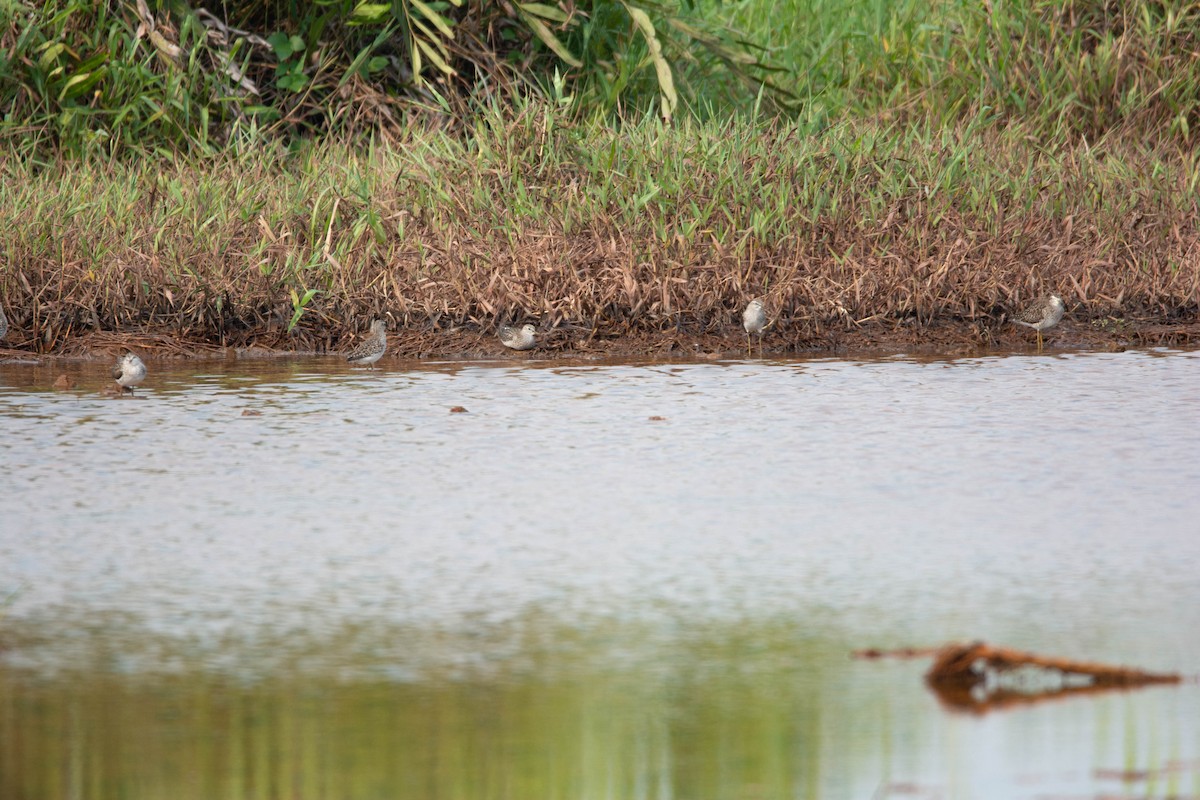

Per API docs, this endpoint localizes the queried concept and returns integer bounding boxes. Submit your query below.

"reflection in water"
[0,627,824,800]
[2,350,1200,799]
[923,640,1183,713]
[1,629,1196,800]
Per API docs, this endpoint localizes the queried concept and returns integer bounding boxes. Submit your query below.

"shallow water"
[2,349,1199,800]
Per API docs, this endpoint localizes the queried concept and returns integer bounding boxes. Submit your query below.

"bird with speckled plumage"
[346,319,387,368]
[499,323,537,351]
[1012,294,1065,352]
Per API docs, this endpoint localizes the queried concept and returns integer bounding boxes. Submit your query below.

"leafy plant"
[0,0,778,157]
[288,287,319,333]
[268,31,308,92]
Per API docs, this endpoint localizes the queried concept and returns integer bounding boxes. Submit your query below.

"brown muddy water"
[1,349,1199,800]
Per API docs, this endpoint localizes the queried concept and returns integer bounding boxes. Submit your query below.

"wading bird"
[346,319,387,368]
[499,323,537,351]
[742,299,767,356]
[112,351,147,393]
[1011,294,1064,353]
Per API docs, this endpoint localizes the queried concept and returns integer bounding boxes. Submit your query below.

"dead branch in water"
[924,641,1182,713]
[852,646,941,660]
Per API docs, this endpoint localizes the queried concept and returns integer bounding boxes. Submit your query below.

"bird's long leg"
[1036,329,1043,353]
[746,331,751,357]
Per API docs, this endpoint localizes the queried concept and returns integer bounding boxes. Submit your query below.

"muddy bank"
[2,313,1197,363]
[4,128,1200,370]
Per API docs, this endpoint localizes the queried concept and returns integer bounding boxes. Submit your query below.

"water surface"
[2,350,1198,800]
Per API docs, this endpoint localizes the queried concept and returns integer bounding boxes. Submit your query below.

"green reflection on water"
[0,625,840,800]
[4,618,1194,800]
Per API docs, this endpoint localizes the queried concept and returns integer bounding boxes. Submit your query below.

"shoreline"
[2,316,1197,364]
[5,125,1200,371]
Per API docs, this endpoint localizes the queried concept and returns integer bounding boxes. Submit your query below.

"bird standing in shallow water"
[346,319,387,368]
[742,299,767,356]
[499,323,537,351]
[112,352,147,393]
[1012,294,1065,353]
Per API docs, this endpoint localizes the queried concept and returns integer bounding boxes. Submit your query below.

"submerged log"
[925,641,1182,712]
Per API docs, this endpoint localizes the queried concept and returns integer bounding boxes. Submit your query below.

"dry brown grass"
[1,111,1198,357]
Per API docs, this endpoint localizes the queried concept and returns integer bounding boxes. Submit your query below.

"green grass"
[0,0,768,159]
[3,1,1198,354]
[1,101,1196,353]
[4,0,1199,160]
[710,0,1200,144]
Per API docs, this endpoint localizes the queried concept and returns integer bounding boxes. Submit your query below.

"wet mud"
[2,314,1197,363]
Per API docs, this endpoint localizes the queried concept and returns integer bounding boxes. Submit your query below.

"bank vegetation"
[1,0,1198,355]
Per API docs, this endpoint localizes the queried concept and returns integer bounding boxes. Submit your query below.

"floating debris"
[852,646,940,660]
[449,406,468,413]
[241,409,262,417]
[924,641,1181,712]
[1094,759,1200,782]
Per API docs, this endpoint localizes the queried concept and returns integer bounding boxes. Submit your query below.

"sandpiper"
[346,319,387,367]
[0,305,7,340]
[499,323,537,351]
[742,299,767,356]
[112,351,147,393]
[1012,294,1065,352]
